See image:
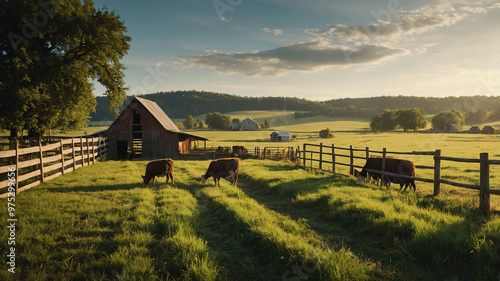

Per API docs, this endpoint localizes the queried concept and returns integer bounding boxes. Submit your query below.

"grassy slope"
[1,159,499,280]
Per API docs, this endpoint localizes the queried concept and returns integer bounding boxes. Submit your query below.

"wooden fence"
[0,137,108,198]
[254,147,297,161]
[298,143,500,214]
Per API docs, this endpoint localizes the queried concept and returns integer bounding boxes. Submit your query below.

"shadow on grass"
[238,169,499,280]
[190,189,295,281]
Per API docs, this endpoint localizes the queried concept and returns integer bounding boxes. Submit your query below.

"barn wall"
[104,100,180,159]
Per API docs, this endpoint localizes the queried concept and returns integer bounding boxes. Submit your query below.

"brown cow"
[142,159,174,184]
[232,146,248,155]
[357,157,416,191]
[201,158,239,187]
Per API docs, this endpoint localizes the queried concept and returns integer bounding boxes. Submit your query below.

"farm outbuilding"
[469,126,480,134]
[239,117,261,131]
[270,131,291,142]
[104,97,207,159]
[481,125,495,134]
[442,124,457,133]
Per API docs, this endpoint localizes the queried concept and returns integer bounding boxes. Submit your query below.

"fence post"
[332,144,335,173]
[433,149,441,196]
[365,147,370,161]
[303,143,306,167]
[72,138,76,171]
[349,145,354,175]
[86,137,90,165]
[39,140,44,183]
[319,143,323,170]
[15,141,19,195]
[310,152,313,168]
[381,148,387,188]
[60,139,65,175]
[91,137,95,164]
[479,153,490,215]
[80,137,84,167]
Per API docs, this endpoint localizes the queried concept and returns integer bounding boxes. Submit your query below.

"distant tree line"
[90,91,500,124]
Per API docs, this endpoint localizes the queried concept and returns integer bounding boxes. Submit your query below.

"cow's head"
[201,175,207,184]
[357,175,366,182]
[353,169,360,177]
[142,175,149,184]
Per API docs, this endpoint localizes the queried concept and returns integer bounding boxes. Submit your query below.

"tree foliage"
[466,109,488,124]
[395,108,427,131]
[0,0,130,140]
[90,91,500,123]
[431,109,465,131]
[184,115,194,129]
[370,108,427,132]
[206,112,231,130]
[370,109,397,131]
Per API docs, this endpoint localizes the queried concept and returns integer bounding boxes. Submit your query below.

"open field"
[1,159,499,280]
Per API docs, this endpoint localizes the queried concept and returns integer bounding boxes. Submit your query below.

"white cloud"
[182,40,408,76]
[262,27,283,35]
[308,2,497,43]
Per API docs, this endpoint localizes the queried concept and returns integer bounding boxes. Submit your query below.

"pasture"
[1,159,499,280]
[1,111,499,280]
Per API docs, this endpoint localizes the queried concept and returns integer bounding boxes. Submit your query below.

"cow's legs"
[233,173,238,186]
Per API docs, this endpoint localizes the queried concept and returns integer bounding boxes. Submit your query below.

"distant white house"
[270,131,290,142]
[239,117,261,131]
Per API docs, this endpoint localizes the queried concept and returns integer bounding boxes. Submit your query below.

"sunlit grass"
[1,157,499,280]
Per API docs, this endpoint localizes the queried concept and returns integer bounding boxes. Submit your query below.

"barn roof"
[241,117,258,124]
[134,97,181,133]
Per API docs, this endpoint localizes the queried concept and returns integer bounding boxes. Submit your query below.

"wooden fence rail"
[296,143,499,214]
[0,137,108,198]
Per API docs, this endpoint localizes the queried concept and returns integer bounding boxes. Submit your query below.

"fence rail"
[0,137,108,198]
[297,143,499,214]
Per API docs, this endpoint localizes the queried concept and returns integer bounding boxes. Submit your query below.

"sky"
[91,0,500,100]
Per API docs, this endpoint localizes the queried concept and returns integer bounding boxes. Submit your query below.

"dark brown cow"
[232,146,248,155]
[357,157,416,191]
[142,159,174,184]
[201,158,239,187]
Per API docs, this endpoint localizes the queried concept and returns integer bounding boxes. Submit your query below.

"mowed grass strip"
[238,160,500,281]
[153,187,220,280]
[0,160,220,281]
[200,186,382,280]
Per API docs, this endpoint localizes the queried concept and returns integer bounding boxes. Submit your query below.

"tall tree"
[431,109,465,131]
[370,109,397,132]
[184,115,194,129]
[0,0,131,142]
[395,108,427,131]
[206,112,231,130]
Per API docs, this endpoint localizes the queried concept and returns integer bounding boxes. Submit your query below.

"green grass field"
[1,111,500,280]
[1,159,499,280]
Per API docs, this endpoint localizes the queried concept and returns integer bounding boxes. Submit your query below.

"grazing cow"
[142,159,174,184]
[353,168,380,184]
[357,157,416,191]
[232,146,248,155]
[201,158,239,187]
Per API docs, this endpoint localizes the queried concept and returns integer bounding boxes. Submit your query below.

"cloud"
[307,2,496,43]
[262,27,283,35]
[182,40,408,76]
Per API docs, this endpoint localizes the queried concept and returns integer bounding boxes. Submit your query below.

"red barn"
[104,97,207,159]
